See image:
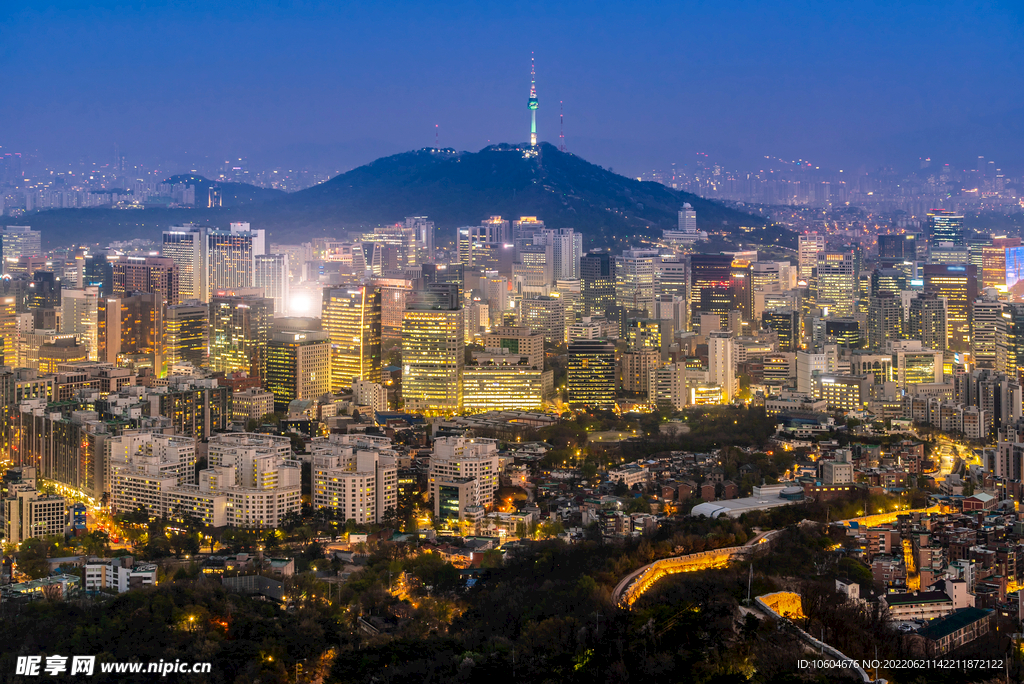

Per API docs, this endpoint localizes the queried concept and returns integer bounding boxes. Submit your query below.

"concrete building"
[232,388,275,424]
[3,484,66,543]
[428,437,499,520]
[310,434,398,525]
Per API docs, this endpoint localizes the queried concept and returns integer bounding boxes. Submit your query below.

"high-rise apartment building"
[402,284,464,413]
[321,286,382,390]
[311,435,398,524]
[923,264,977,351]
[209,292,274,379]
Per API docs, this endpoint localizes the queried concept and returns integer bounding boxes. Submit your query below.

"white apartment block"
[232,388,276,423]
[107,433,300,528]
[428,437,500,512]
[4,484,67,543]
[352,379,388,413]
[310,434,398,524]
[84,558,157,593]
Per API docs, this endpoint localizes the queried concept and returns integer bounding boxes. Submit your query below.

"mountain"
[269,142,787,245]
[16,143,792,249]
[163,174,286,207]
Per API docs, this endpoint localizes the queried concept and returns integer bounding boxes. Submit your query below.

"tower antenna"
[435,124,438,149]
[559,100,565,152]
[528,53,539,147]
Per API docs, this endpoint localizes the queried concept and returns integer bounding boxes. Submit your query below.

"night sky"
[2,0,1024,174]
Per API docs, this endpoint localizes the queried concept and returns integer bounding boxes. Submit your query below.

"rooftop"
[917,607,992,641]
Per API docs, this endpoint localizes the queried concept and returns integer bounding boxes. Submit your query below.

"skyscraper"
[798,233,825,282]
[401,284,464,414]
[907,292,949,351]
[321,285,382,390]
[567,339,615,410]
[112,256,179,305]
[255,253,290,315]
[867,292,904,351]
[878,233,917,260]
[265,329,331,411]
[209,292,274,379]
[164,301,209,370]
[815,251,858,317]
[678,203,697,234]
[208,228,257,297]
[615,249,658,317]
[923,264,977,351]
[689,253,734,328]
[730,259,753,323]
[61,287,101,361]
[1,226,41,271]
[536,228,583,281]
[708,331,736,403]
[927,210,965,247]
[580,251,615,317]
[162,225,207,302]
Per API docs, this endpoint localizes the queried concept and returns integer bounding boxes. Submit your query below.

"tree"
[626,496,651,514]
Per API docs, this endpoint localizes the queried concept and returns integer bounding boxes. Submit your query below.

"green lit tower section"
[528,55,538,146]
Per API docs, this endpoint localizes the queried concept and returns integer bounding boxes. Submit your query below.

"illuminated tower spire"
[528,54,538,147]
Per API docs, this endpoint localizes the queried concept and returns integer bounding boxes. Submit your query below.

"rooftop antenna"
[435,124,438,149]
[559,100,565,152]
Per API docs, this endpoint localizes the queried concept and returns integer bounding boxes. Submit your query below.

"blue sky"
[2,0,1024,174]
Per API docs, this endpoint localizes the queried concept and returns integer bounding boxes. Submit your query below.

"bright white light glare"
[290,293,313,315]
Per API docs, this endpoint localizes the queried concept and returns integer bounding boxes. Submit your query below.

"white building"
[708,331,736,403]
[60,286,101,360]
[3,484,66,543]
[428,437,500,518]
[84,557,158,593]
[798,233,825,282]
[352,379,388,413]
[232,388,276,423]
[255,253,289,315]
[310,434,398,524]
